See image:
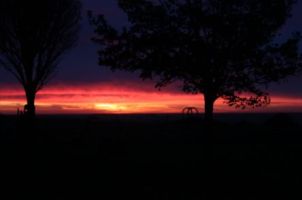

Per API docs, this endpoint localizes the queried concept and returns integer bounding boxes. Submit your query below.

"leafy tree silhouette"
[0,0,81,118]
[89,0,301,121]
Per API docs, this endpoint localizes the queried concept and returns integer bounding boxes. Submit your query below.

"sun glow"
[0,83,301,114]
[95,103,127,112]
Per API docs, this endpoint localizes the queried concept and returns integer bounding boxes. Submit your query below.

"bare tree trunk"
[204,93,216,122]
[17,87,36,144]
[25,88,36,118]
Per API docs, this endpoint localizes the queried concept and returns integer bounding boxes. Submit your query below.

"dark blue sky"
[0,0,302,97]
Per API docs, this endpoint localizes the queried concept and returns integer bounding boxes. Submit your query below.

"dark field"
[1,113,302,199]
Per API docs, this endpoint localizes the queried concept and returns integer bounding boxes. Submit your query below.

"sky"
[0,0,302,114]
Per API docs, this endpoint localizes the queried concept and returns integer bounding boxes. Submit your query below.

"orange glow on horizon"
[0,84,301,114]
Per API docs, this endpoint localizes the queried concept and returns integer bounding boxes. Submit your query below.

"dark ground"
[0,113,302,199]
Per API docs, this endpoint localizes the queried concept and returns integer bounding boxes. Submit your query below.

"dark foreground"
[0,113,302,199]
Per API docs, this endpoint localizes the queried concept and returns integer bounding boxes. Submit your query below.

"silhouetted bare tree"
[89,0,301,121]
[0,0,81,118]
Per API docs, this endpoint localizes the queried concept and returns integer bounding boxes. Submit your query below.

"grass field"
[0,113,301,199]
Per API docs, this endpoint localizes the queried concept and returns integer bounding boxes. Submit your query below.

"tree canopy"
[90,0,301,120]
[0,0,81,117]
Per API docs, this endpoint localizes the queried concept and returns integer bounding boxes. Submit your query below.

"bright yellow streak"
[95,103,127,112]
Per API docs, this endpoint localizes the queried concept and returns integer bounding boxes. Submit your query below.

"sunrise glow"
[0,83,301,114]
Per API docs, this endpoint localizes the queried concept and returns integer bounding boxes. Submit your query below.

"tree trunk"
[25,88,36,118]
[204,93,216,122]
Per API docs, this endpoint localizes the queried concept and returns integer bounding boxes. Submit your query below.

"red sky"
[0,83,301,114]
[0,0,301,115]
